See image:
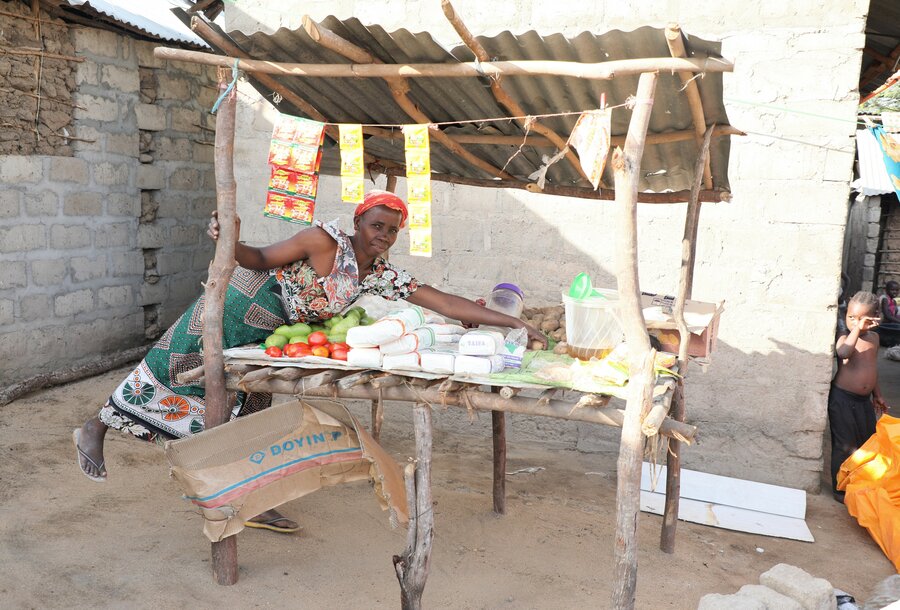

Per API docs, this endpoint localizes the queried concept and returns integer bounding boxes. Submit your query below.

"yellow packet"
[339,124,363,149]
[407,175,432,203]
[403,124,430,149]
[409,227,432,257]
[341,177,365,203]
[341,148,364,177]
[404,148,431,176]
[408,202,431,229]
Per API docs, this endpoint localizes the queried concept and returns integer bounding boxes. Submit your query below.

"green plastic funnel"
[568,273,604,299]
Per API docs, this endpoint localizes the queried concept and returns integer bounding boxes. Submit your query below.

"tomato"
[330,347,349,361]
[311,345,330,358]
[283,343,311,358]
[308,331,328,347]
[264,346,283,358]
[331,342,350,351]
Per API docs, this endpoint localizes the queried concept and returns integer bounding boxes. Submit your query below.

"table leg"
[492,410,507,515]
[371,392,384,442]
[393,402,434,609]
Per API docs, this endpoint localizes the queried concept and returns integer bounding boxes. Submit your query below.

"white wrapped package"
[346,306,427,348]
[346,348,382,368]
[453,354,505,376]
[425,323,466,337]
[458,330,505,356]
[381,325,464,356]
[420,349,456,374]
[382,352,420,371]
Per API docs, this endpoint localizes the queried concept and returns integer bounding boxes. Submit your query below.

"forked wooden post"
[393,402,435,609]
[204,74,239,586]
[611,71,657,610]
[660,124,715,553]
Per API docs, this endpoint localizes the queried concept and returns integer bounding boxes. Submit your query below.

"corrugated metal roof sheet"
[61,0,208,46]
[180,13,733,195]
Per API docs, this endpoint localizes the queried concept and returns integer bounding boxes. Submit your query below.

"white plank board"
[641,462,806,520]
[640,490,815,542]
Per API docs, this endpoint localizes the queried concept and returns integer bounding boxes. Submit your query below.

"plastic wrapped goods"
[346,306,426,348]
[458,330,505,356]
[381,324,465,356]
[420,349,457,374]
[382,352,420,371]
[453,354,505,376]
[347,348,382,369]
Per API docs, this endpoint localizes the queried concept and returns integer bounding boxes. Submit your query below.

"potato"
[532,313,544,326]
[530,340,544,351]
[553,341,569,355]
[550,328,565,341]
[540,318,560,332]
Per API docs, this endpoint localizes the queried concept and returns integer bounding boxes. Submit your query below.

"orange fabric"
[353,190,408,227]
[837,414,900,572]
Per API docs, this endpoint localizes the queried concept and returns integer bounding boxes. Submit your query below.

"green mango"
[273,325,293,337]
[345,306,366,319]
[274,323,311,337]
[327,332,347,344]
[288,334,310,344]
[265,333,289,348]
[310,324,327,333]
[332,317,360,334]
[360,316,376,326]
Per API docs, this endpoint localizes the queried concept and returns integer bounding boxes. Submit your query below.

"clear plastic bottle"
[485,283,525,319]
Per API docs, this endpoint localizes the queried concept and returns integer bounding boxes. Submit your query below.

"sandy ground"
[1,364,897,610]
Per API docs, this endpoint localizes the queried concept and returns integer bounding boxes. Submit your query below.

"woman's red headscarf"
[354,190,408,228]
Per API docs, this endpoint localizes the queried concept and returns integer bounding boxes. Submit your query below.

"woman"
[74,190,543,532]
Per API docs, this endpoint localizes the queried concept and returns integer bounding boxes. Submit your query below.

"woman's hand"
[207,210,241,242]
[518,320,547,349]
[874,395,889,415]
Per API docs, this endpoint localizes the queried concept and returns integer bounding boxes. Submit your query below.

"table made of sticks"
[176,359,694,602]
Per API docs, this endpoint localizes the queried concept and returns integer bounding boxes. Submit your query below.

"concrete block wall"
[0,21,216,388]
[223,0,866,491]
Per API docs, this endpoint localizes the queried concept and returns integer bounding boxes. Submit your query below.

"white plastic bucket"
[562,290,623,359]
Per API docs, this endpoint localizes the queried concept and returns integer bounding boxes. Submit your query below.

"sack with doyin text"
[164,398,408,542]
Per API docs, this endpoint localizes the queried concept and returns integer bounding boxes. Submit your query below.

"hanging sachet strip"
[339,124,365,203]
[264,114,326,225]
[403,124,432,257]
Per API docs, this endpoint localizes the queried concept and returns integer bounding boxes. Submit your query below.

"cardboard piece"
[640,292,724,359]
[165,398,408,542]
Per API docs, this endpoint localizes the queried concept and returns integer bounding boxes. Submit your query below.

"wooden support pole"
[611,71,657,610]
[153,46,735,80]
[301,16,513,181]
[659,124,715,554]
[205,75,240,586]
[492,410,507,515]
[665,24,713,189]
[440,0,593,185]
[372,390,385,443]
[379,166,730,204]
[393,403,435,609]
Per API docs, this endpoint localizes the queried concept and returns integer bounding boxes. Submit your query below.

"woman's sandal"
[244,516,302,534]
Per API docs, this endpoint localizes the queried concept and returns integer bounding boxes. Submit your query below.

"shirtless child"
[829,291,889,502]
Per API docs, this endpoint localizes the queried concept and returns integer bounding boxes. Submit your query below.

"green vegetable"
[360,316,376,326]
[310,324,327,333]
[274,322,312,337]
[327,332,347,343]
[264,333,289,348]
[288,334,310,344]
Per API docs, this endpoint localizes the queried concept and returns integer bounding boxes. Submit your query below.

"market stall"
[157,5,736,608]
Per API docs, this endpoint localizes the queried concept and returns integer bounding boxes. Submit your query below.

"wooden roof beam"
[302,15,514,181]
[665,24,713,190]
[365,124,744,148]
[861,40,900,90]
[190,16,399,172]
[378,166,730,203]
[440,0,594,186]
[152,47,735,80]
